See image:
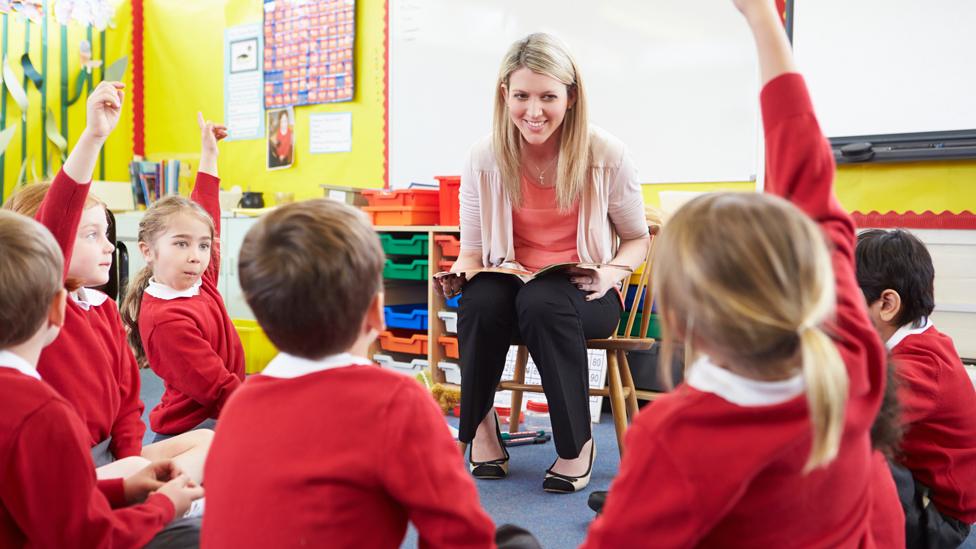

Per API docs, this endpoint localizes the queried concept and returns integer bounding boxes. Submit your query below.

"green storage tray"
[379,233,429,256]
[618,312,661,338]
[383,259,429,280]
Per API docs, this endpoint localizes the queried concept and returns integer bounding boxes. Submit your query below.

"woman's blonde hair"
[492,33,590,210]
[654,193,848,472]
[120,196,215,367]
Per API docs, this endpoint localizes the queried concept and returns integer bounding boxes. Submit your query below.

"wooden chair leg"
[509,346,529,434]
[618,350,640,419]
[606,350,628,457]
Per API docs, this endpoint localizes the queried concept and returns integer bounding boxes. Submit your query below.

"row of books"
[129,159,183,207]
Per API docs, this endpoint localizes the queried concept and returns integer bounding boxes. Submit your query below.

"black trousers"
[457,272,621,458]
[889,459,972,549]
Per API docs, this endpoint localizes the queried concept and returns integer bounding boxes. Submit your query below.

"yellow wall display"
[143,0,386,202]
[0,1,132,203]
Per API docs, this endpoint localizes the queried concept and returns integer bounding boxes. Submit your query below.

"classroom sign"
[263,0,355,108]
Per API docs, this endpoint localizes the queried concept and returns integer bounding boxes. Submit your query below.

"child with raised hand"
[0,209,203,548]
[856,228,976,547]
[202,199,496,548]
[3,82,213,483]
[580,0,901,546]
[121,113,244,442]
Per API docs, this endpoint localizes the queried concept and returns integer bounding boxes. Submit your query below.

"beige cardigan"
[459,126,649,267]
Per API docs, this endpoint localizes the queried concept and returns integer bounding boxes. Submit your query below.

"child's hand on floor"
[156,474,205,517]
[123,459,182,504]
[85,81,124,141]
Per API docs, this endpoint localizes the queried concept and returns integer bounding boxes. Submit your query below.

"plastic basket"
[438,336,460,359]
[433,234,461,257]
[232,319,278,374]
[444,293,462,308]
[437,258,455,273]
[437,310,458,334]
[435,176,461,226]
[624,286,656,313]
[438,361,461,384]
[384,304,429,330]
[617,312,661,339]
[379,233,429,256]
[383,258,429,280]
[373,354,429,377]
[378,331,429,355]
[361,189,440,208]
[363,206,440,226]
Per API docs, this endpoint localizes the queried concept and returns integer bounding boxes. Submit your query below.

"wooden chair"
[500,225,663,457]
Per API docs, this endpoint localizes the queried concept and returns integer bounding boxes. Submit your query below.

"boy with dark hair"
[202,199,496,548]
[856,228,976,548]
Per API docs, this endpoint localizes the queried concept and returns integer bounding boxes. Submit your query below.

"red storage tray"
[362,189,440,208]
[438,336,459,359]
[435,175,461,226]
[363,206,440,226]
[378,331,429,355]
[433,234,461,257]
[438,258,455,272]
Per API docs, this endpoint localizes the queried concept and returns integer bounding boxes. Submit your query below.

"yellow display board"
[0,3,132,203]
[143,0,386,203]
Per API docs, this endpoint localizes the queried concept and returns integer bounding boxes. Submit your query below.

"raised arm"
[191,112,227,283]
[36,81,123,276]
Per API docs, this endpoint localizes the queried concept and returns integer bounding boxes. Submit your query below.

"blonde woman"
[580,0,901,546]
[435,33,650,493]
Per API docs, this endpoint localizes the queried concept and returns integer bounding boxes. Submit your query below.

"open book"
[433,262,633,283]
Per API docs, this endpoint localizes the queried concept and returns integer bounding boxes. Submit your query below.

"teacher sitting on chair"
[435,33,650,493]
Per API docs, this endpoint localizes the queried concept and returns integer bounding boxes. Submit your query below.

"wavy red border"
[851,210,976,230]
[132,0,144,157]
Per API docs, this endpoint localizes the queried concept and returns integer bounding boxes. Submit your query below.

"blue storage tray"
[384,304,429,330]
[624,286,656,313]
[445,293,462,308]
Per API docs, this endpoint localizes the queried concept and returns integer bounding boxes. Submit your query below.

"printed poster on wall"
[263,0,355,108]
[224,23,264,141]
[267,106,295,170]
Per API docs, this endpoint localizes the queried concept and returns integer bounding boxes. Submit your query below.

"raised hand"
[85,81,125,141]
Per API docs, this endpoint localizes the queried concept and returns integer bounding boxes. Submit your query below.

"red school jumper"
[34,170,145,458]
[201,353,496,549]
[140,172,245,435]
[890,322,976,523]
[580,73,897,548]
[0,361,173,547]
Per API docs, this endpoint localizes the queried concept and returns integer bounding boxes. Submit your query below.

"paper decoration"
[45,108,67,160]
[53,0,115,30]
[20,53,43,89]
[224,23,264,141]
[104,55,127,81]
[0,1,44,23]
[0,124,18,156]
[2,56,28,115]
[78,39,103,72]
[266,106,294,170]
[263,0,355,108]
[309,112,351,153]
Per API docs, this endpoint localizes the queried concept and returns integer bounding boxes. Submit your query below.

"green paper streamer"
[0,124,18,156]
[20,52,43,90]
[16,156,28,186]
[2,55,28,114]
[104,56,127,82]
[44,108,66,160]
[66,70,89,106]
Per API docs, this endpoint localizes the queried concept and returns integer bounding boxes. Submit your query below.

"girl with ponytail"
[581,0,898,546]
[121,113,244,443]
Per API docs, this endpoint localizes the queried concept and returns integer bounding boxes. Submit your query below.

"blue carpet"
[139,369,976,549]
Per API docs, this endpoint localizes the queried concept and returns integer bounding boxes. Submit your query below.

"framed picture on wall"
[267,106,294,170]
[230,38,259,73]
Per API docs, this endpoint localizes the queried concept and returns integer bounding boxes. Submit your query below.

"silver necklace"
[527,155,558,185]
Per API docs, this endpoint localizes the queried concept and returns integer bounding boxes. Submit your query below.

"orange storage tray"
[363,206,440,226]
[361,189,440,208]
[433,234,461,257]
[438,336,459,359]
[435,176,461,226]
[438,258,455,272]
[378,331,429,355]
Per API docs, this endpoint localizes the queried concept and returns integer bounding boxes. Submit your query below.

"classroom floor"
[139,370,976,549]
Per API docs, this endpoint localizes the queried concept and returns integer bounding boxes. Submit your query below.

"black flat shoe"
[543,442,595,493]
[587,490,607,514]
[469,410,510,479]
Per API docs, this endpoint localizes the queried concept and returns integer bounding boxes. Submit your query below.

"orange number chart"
[263,0,355,108]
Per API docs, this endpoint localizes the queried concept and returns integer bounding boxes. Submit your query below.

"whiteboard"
[792,0,976,138]
[389,0,761,188]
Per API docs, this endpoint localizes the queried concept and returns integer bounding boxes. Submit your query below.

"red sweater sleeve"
[381,379,496,549]
[34,169,91,279]
[581,422,704,549]
[760,73,886,411]
[109,311,147,458]
[96,478,127,509]
[1,400,173,547]
[191,171,222,284]
[146,317,242,413]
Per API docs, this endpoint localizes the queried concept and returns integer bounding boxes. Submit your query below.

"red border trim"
[851,210,976,230]
[132,0,144,157]
[383,0,389,189]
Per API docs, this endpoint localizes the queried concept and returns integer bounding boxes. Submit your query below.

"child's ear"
[48,288,67,328]
[877,289,902,324]
[139,241,153,263]
[364,291,386,335]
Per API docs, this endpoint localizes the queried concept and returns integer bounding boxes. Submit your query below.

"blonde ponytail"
[799,325,848,472]
[121,265,154,368]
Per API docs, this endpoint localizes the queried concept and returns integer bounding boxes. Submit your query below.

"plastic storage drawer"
[384,304,429,330]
